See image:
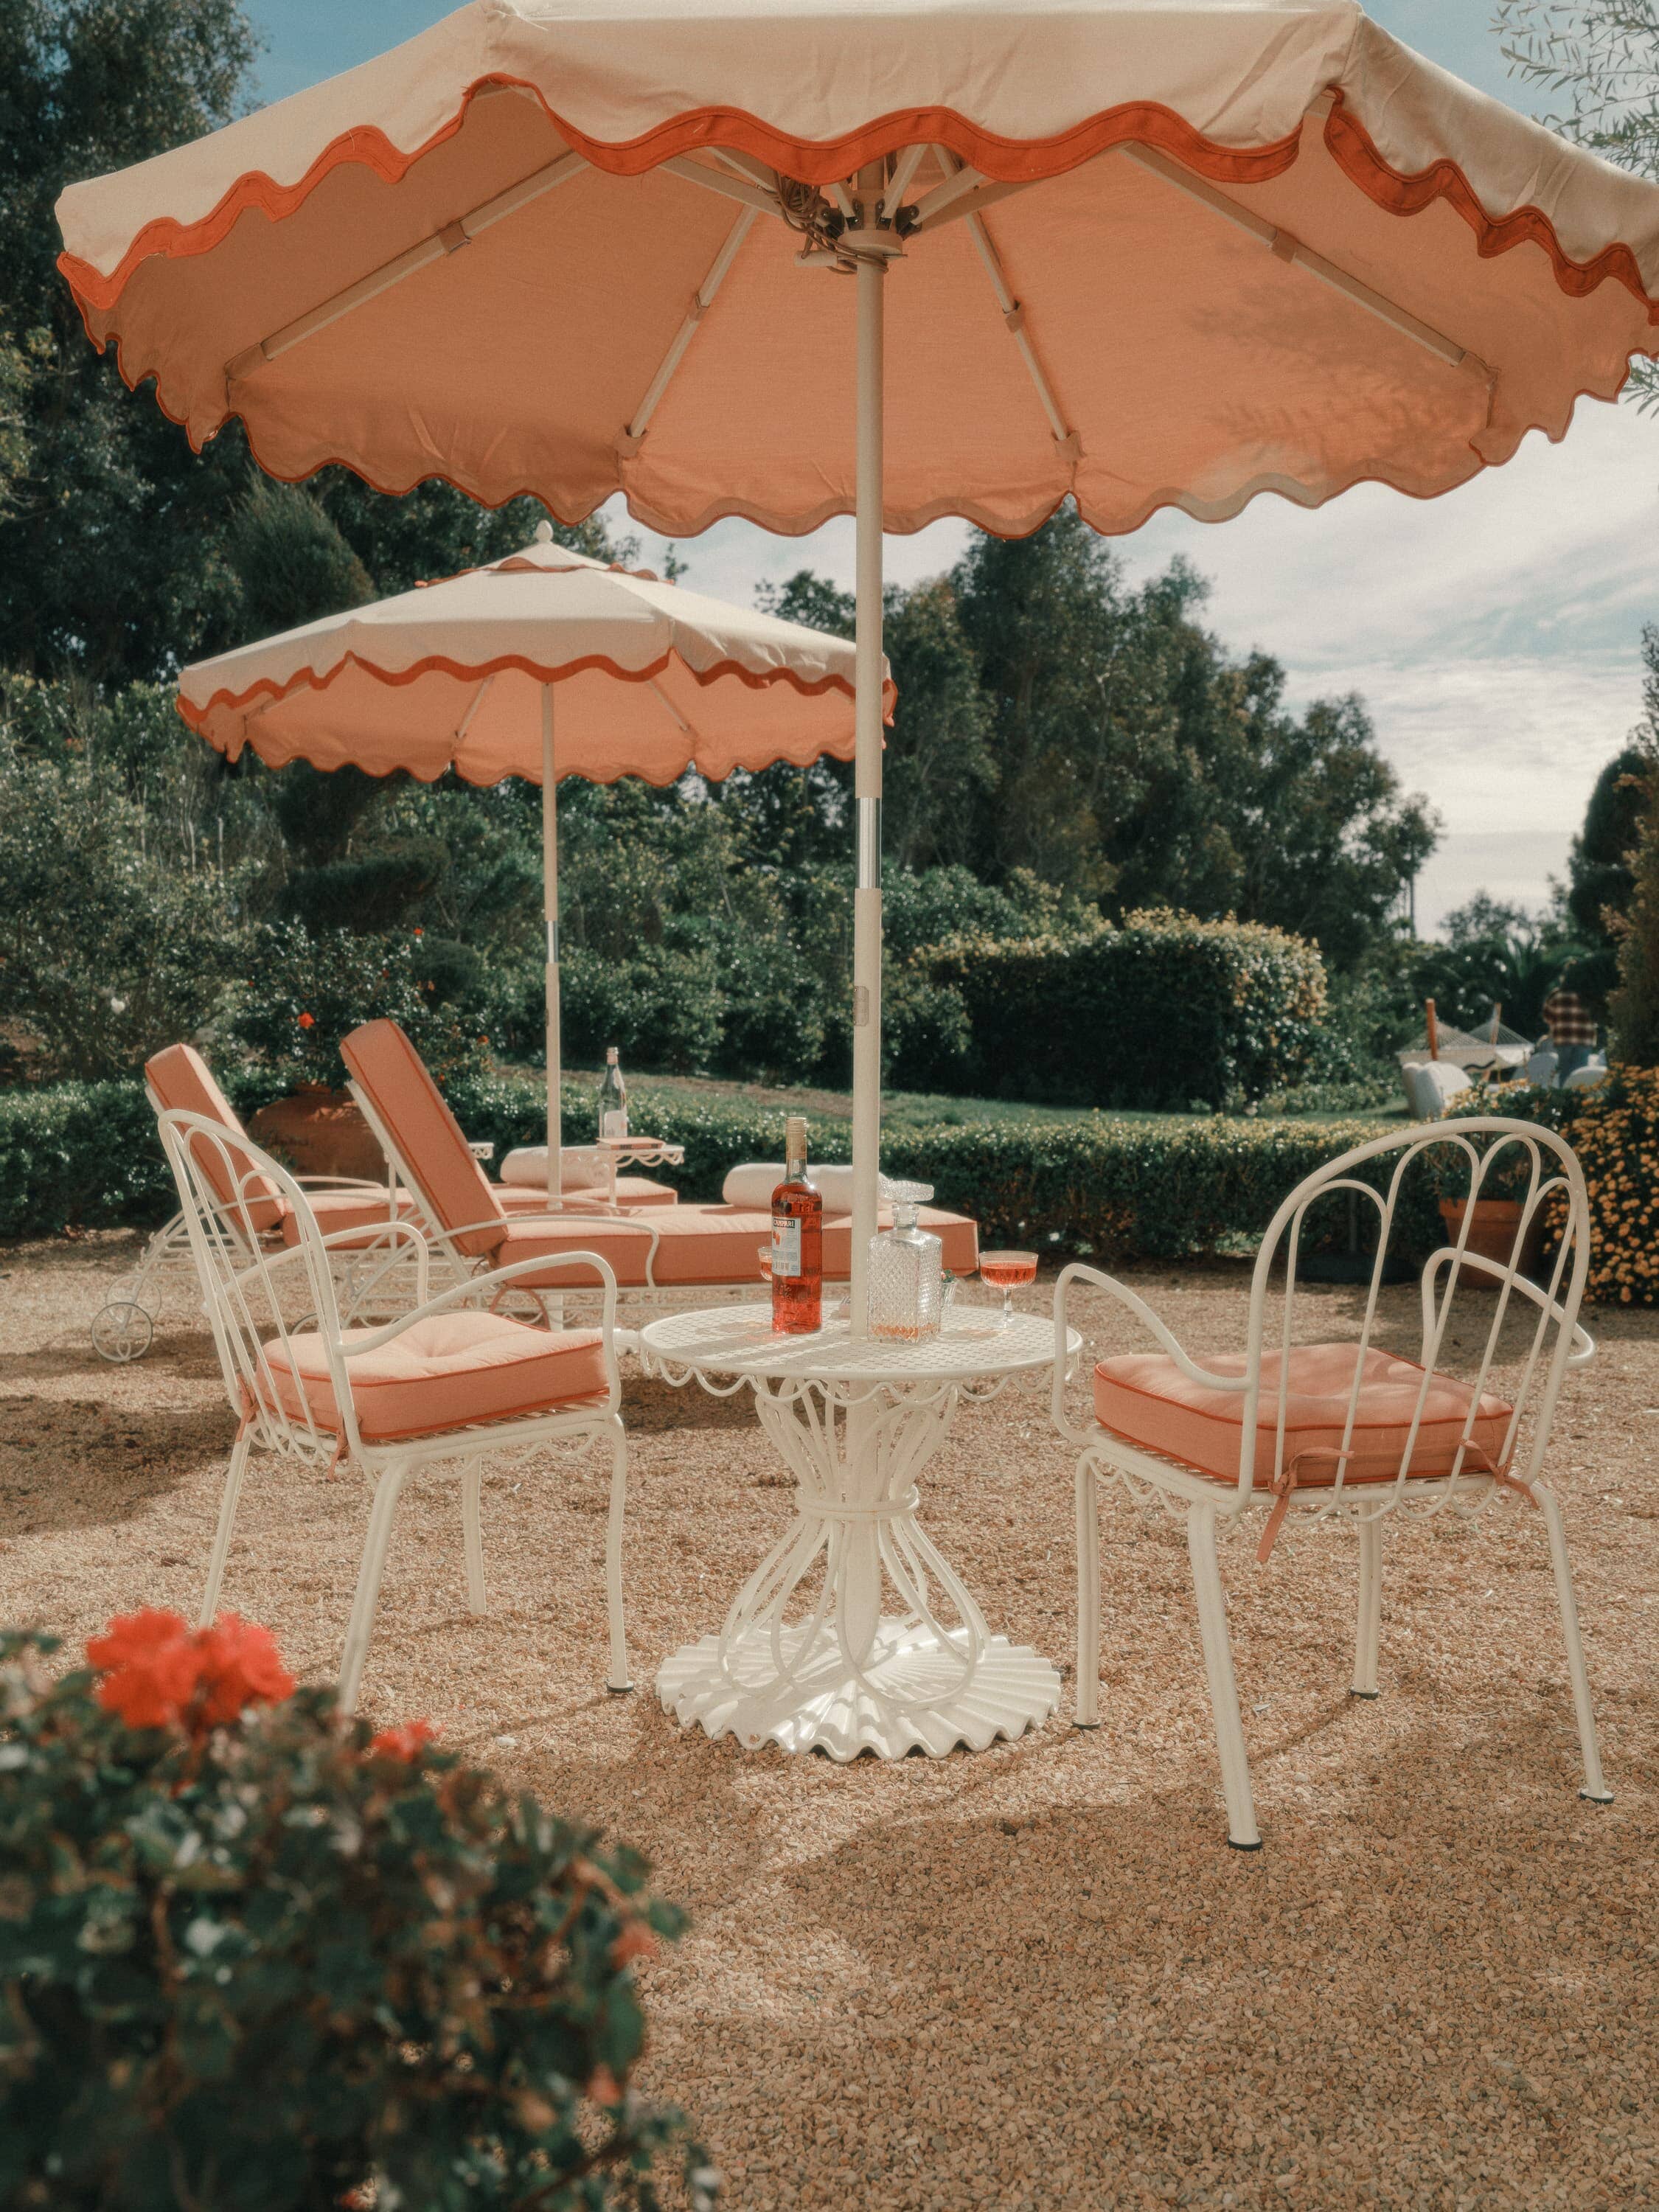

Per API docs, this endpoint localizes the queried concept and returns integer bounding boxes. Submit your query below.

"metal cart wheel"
[90,1300,154,1364]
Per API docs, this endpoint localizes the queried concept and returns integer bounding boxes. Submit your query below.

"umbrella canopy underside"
[57,0,1659,542]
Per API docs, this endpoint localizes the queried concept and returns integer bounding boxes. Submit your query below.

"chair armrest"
[1051,1262,1248,1450]
[1421,1248,1595,1368]
[234,1218,431,1301]
[333,1248,621,1357]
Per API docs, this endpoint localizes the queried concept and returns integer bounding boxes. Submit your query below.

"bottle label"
[601,1110,627,1139]
[773,1218,801,1278]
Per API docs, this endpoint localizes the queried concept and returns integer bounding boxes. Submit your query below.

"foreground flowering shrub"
[0,1615,709,2212]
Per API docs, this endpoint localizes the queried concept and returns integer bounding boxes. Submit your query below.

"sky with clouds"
[249,0,1659,935]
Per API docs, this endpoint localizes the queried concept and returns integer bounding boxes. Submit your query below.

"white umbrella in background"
[60,0,1659,1329]
[178,525,883,1193]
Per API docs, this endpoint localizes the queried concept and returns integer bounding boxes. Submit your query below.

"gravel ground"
[2,1231,1655,2211]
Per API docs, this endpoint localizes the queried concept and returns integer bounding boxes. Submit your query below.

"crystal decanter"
[867,1181,943,1341]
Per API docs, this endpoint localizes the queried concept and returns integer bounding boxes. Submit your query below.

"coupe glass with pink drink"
[978,1251,1037,1328]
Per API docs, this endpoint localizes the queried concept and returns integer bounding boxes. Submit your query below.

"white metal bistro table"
[639,1301,1082,1761]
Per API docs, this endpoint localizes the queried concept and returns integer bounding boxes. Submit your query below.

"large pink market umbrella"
[177,523,881,1194]
[58,0,1659,1329]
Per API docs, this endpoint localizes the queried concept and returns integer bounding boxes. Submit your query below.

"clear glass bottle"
[868,1180,943,1341]
[597,1046,627,1141]
[771,1115,822,1335]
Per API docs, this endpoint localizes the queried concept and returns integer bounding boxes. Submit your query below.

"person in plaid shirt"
[1543,980,1597,1085]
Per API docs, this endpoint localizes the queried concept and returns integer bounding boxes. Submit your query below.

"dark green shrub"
[0,1617,706,2212]
[554,945,725,1077]
[1,1064,1416,1259]
[925,908,1327,1110]
[226,922,488,1091]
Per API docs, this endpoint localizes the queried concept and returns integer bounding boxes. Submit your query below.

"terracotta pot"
[248,1085,386,1183]
[1438,1198,1545,1281]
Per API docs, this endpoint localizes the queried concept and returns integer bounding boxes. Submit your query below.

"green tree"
[0,0,260,676]
[1497,1,1659,407]
[1567,742,1646,942]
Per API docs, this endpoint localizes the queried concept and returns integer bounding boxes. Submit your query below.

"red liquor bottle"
[771,1114,822,1335]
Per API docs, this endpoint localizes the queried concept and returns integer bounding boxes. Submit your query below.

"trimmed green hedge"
[1,1067,1416,1264]
[921,908,1327,1110]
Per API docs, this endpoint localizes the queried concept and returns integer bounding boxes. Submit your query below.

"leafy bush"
[0,1064,1421,1260]
[226,922,490,1091]
[0,1614,707,2212]
[0,726,254,1083]
[922,908,1327,1109]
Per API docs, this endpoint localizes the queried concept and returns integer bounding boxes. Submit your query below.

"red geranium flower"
[86,1608,204,1730]
[297,1012,316,1029]
[369,1719,437,1761]
[196,1614,295,1725]
[86,1608,295,1733]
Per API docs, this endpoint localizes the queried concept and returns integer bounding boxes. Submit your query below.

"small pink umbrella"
[177,524,887,1193]
[60,0,1659,1326]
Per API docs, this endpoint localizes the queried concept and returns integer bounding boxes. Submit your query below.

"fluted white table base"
[658,1616,1060,1760]
[641,1312,1069,1760]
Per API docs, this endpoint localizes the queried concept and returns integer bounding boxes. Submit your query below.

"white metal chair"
[1053,1116,1610,1848]
[157,1107,633,1712]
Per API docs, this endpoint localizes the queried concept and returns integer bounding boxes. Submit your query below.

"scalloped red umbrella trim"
[61,80,1659,330]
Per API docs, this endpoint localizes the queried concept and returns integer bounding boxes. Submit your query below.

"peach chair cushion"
[483,1202,980,1289]
[276,1186,417,1250]
[146,1043,285,1234]
[341,1020,504,1257]
[261,1310,608,1442]
[1093,1342,1514,1489]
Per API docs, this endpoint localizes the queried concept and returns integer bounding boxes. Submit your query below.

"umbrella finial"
[534,518,554,543]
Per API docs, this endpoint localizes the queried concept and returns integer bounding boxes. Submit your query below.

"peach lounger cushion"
[146,1043,287,1234]
[495,1178,678,1214]
[1093,1343,1513,1489]
[484,1204,979,1290]
[261,1311,608,1443]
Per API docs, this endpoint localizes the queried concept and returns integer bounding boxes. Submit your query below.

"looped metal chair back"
[1242,1116,1593,1531]
[158,1107,353,1467]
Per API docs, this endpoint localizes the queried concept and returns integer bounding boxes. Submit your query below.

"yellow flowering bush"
[1452,1070,1659,1304]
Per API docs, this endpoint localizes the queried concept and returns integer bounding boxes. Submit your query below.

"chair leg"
[605,1419,633,1694]
[462,1461,486,1615]
[1187,1504,1261,1850]
[1537,1487,1613,1804]
[1074,1457,1101,1728]
[338,1458,412,1715]
[1352,1516,1382,1698]
[199,1429,253,1627]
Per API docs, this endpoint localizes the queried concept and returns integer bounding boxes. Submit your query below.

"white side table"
[639,1302,1081,1761]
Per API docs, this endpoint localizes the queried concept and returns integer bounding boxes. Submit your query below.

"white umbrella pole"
[849,190,886,1338]
[542,683,563,1205]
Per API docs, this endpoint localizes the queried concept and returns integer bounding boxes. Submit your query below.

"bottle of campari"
[771,1114,823,1335]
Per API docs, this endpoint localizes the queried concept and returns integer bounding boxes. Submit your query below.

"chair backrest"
[156,1107,360,1464]
[341,1020,504,1256]
[1234,1115,1593,1511]
[145,1043,285,1234]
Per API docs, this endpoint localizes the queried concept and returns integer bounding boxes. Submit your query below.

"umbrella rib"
[660,155,784,220]
[647,676,696,739]
[619,209,759,453]
[922,147,1076,456]
[880,144,929,223]
[226,150,588,380]
[452,672,495,759]
[1120,142,1492,379]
